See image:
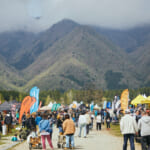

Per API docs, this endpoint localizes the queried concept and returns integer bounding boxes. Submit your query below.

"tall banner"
[121,89,129,114]
[19,96,36,123]
[107,102,111,109]
[30,86,40,114]
[25,97,37,114]
[90,104,94,112]
[103,101,107,109]
[38,101,42,111]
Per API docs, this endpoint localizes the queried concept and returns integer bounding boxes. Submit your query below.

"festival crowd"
[0,105,150,150]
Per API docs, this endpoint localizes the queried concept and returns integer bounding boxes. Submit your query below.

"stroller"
[29,136,42,150]
[57,134,73,149]
[57,135,66,149]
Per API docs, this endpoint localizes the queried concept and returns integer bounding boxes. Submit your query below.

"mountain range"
[0,19,149,91]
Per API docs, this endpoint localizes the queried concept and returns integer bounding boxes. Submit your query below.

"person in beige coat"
[85,111,91,135]
[63,114,75,149]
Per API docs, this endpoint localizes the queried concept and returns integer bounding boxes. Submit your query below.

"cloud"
[0,0,150,32]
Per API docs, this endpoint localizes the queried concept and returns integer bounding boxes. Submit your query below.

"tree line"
[0,87,150,106]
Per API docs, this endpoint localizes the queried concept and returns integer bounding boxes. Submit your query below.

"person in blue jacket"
[39,113,54,150]
[35,113,42,125]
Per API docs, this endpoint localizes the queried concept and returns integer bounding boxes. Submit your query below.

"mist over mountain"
[0,19,149,91]
[1,0,150,32]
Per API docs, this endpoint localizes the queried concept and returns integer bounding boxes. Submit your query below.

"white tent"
[94,104,100,110]
[48,102,53,108]
[40,106,51,111]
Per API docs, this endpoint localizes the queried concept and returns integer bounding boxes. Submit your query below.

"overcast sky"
[0,0,150,32]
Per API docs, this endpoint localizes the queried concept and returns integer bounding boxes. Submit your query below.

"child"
[11,134,18,142]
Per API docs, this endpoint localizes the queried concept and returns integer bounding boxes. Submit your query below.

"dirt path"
[12,126,141,150]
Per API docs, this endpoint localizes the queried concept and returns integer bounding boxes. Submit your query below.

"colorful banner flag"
[19,96,36,123]
[107,102,111,109]
[103,101,107,109]
[25,97,37,114]
[121,89,129,114]
[38,101,42,112]
[30,86,40,114]
[90,104,94,111]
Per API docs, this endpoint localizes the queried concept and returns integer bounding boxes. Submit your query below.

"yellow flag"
[121,89,129,114]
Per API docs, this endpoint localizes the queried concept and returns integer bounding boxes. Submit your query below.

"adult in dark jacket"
[57,115,64,134]
[26,115,36,130]
[106,111,111,129]
[4,113,12,133]
[0,112,3,133]
[22,113,26,128]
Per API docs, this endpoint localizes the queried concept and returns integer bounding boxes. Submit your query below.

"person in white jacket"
[120,109,138,150]
[138,110,150,150]
[78,111,87,138]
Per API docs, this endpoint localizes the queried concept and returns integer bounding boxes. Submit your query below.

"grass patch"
[1,125,21,138]
[109,124,122,137]
[0,141,5,145]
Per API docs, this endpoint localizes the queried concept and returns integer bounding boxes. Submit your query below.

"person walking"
[120,109,138,150]
[106,110,111,129]
[75,110,80,127]
[138,110,150,150]
[63,114,76,149]
[39,113,54,150]
[22,113,26,128]
[48,114,54,139]
[91,113,95,128]
[35,113,42,126]
[57,115,64,135]
[4,112,12,133]
[78,111,87,138]
[96,113,102,130]
[26,114,36,130]
[85,111,91,135]
[0,112,3,133]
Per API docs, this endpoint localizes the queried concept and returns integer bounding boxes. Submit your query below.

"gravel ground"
[11,125,141,150]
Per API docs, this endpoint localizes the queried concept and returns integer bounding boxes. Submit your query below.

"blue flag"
[90,104,94,112]
[30,86,40,114]
[103,101,107,109]
[107,102,111,109]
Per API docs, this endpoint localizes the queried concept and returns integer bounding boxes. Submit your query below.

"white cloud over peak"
[0,0,150,32]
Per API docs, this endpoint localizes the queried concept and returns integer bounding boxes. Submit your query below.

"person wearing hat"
[120,109,138,150]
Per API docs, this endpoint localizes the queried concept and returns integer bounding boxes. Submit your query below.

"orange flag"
[121,89,129,114]
[19,96,36,123]
[25,97,36,114]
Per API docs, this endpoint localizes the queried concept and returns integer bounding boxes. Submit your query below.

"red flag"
[38,101,42,111]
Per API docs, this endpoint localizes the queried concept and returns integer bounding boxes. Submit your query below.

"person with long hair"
[39,113,54,150]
